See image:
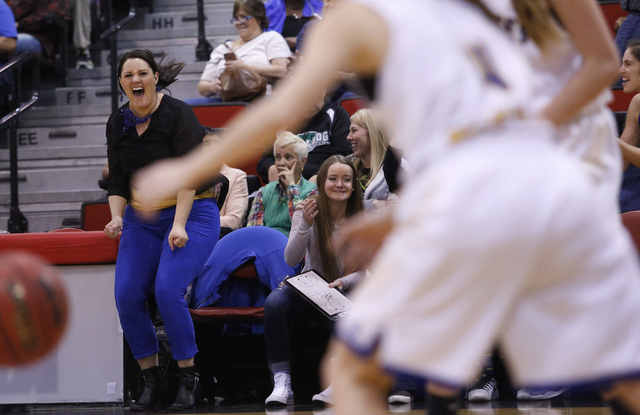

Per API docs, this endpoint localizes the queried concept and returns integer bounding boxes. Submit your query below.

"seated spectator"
[344,108,415,403]
[247,131,317,236]
[256,94,351,184]
[616,1,640,67]
[73,0,93,69]
[8,0,71,59]
[0,1,17,111]
[193,0,290,105]
[618,39,640,212]
[293,0,356,102]
[347,108,400,211]
[264,0,322,52]
[0,1,17,60]
[203,127,249,236]
[264,155,364,406]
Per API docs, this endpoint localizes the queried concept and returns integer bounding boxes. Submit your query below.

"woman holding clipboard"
[263,155,364,407]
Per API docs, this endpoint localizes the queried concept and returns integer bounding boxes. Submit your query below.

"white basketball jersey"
[351,0,535,172]
[481,0,612,116]
[480,0,621,204]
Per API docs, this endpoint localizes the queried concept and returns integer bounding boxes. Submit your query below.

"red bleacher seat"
[338,96,367,116]
[192,102,264,175]
[81,200,111,231]
[610,88,633,113]
[622,210,640,254]
[192,102,247,128]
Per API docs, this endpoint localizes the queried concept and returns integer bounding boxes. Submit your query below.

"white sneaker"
[388,389,414,404]
[467,375,499,402]
[265,372,294,406]
[516,387,566,400]
[312,385,333,405]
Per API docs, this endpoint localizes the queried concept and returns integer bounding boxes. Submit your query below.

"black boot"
[130,366,162,412]
[170,366,200,411]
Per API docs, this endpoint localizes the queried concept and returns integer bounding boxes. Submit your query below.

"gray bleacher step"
[0,146,106,163]
[54,80,201,106]
[0,155,107,170]
[17,104,111,120]
[102,42,224,71]
[118,25,234,42]
[11,100,109,128]
[0,125,108,151]
[0,196,102,232]
[154,0,235,12]
[0,189,104,206]
[66,54,208,88]
[154,0,234,6]
[0,211,81,233]
[0,165,104,194]
[55,86,124,106]
[17,115,109,128]
[131,6,233,30]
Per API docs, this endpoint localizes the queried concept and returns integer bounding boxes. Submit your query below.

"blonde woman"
[347,108,399,211]
[247,131,317,236]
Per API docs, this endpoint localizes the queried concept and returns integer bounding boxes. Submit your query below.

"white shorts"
[557,107,622,216]
[335,120,640,389]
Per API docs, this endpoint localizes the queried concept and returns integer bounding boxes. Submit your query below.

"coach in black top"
[105,49,219,412]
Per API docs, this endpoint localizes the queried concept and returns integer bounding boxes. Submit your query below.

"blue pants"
[115,198,220,361]
[263,284,324,371]
[16,33,42,55]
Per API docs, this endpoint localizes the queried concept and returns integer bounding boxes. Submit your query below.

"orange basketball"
[0,251,69,366]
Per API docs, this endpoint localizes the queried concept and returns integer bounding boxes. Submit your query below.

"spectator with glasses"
[195,0,291,104]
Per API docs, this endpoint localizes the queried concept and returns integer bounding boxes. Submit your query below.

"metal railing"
[0,51,40,233]
[99,0,138,115]
[196,0,213,61]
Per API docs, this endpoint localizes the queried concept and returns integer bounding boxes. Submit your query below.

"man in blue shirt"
[264,0,323,51]
[0,0,17,112]
[0,1,18,61]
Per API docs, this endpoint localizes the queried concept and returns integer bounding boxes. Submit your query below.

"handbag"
[219,43,267,102]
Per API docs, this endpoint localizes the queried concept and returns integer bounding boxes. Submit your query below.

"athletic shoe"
[312,385,333,405]
[388,389,414,404]
[75,50,94,70]
[265,372,294,406]
[516,387,566,400]
[467,374,499,402]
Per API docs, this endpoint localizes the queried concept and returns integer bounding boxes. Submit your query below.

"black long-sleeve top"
[106,95,205,203]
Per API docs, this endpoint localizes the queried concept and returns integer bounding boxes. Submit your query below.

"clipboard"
[284,269,353,321]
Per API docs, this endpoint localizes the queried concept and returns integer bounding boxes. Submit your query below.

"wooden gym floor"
[0,395,615,414]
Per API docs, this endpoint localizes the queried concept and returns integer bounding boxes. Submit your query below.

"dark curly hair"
[117,49,184,93]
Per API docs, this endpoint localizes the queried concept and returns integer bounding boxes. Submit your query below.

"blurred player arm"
[133,2,389,207]
[541,0,619,126]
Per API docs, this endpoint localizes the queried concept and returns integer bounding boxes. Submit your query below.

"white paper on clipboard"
[284,270,353,320]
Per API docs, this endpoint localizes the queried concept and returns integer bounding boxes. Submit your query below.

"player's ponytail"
[512,0,563,51]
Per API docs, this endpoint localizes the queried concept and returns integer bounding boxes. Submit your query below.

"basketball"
[0,251,69,367]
